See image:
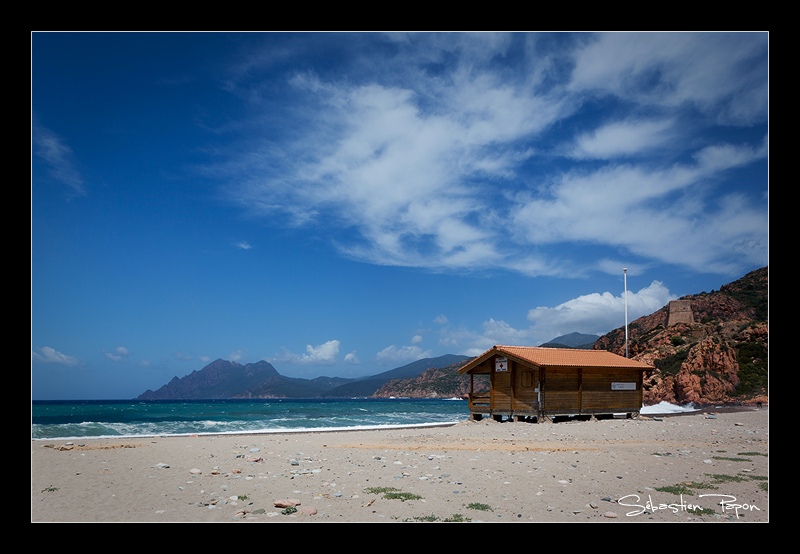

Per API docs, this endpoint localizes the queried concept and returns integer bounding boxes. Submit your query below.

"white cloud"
[693,138,768,172]
[411,334,423,344]
[434,314,448,325]
[526,280,675,340]
[569,32,768,124]
[31,346,79,366]
[304,340,340,361]
[509,142,768,275]
[32,120,86,196]
[435,280,677,356]
[224,37,569,274]
[220,32,766,280]
[376,344,432,364]
[236,241,253,250]
[344,352,360,364]
[570,118,675,159]
[104,346,131,362]
[275,340,341,364]
[481,318,536,346]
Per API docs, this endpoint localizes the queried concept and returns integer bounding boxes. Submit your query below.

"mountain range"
[137,354,471,400]
[137,266,767,405]
[539,332,599,349]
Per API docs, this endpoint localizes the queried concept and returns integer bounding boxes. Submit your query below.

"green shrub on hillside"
[735,341,768,395]
[655,350,689,376]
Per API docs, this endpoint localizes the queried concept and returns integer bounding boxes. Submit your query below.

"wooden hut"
[458,345,653,422]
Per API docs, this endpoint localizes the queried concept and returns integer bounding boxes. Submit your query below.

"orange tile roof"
[458,345,652,374]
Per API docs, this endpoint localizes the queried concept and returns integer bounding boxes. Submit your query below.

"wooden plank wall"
[543,368,580,411]
[544,367,643,414]
[581,368,642,411]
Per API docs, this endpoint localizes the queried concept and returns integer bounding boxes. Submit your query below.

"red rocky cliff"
[596,267,768,406]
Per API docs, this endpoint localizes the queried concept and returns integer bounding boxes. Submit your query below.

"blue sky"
[31,32,769,400]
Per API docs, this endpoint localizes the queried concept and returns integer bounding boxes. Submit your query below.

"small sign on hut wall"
[611,382,636,390]
[495,357,508,371]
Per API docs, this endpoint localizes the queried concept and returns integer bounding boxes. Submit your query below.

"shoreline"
[33,402,761,442]
[31,421,463,442]
[32,408,768,523]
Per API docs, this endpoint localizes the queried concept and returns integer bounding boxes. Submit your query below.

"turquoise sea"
[31,398,470,440]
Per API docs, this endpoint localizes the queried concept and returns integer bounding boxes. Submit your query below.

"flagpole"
[624,267,629,358]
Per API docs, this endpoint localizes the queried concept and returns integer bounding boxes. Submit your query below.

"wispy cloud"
[568,32,768,124]
[32,120,86,197]
[569,118,676,159]
[216,32,766,281]
[510,140,768,275]
[104,346,131,362]
[376,344,432,364]
[32,346,79,366]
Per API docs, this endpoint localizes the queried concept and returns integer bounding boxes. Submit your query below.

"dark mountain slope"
[137,359,351,399]
[321,354,470,397]
[539,332,600,349]
[136,354,469,400]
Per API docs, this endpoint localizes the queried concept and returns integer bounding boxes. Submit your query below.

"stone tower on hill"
[667,300,694,327]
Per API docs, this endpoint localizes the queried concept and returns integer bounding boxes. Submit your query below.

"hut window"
[522,371,533,387]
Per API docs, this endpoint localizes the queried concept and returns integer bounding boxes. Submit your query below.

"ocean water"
[31,398,471,440]
[31,399,700,441]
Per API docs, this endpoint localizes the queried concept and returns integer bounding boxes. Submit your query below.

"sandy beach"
[31,407,768,523]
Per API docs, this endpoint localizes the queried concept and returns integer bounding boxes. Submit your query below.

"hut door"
[491,360,513,413]
[513,368,539,413]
